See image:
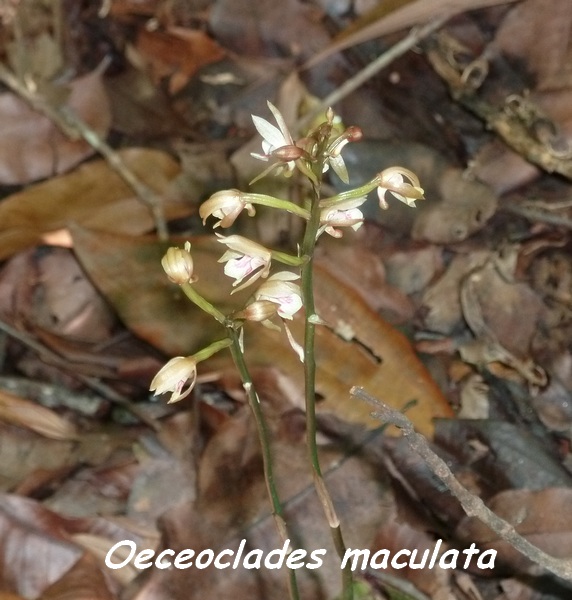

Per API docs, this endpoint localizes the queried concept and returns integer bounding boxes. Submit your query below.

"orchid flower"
[250,101,306,180]
[252,272,304,360]
[254,271,303,320]
[323,126,363,184]
[150,356,197,404]
[199,189,255,228]
[376,167,424,209]
[216,234,272,292]
[319,197,366,238]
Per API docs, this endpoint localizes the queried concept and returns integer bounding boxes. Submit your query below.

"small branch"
[296,15,449,134]
[350,386,572,582]
[0,319,160,431]
[0,63,169,240]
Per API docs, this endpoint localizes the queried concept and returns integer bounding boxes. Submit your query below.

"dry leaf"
[135,27,225,94]
[0,70,111,184]
[0,148,186,260]
[0,495,83,598]
[41,553,117,600]
[134,404,395,600]
[305,0,520,68]
[0,389,78,440]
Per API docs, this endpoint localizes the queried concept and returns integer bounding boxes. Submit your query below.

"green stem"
[180,282,226,324]
[193,338,232,362]
[300,158,353,600]
[248,193,311,220]
[271,249,305,267]
[227,327,300,600]
[319,178,380,207]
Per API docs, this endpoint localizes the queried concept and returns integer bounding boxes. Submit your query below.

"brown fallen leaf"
[41,552,117,600]
[0,70,111,185]
[371,521,453,598]
[305,0,520,68]
[135,26,226,94]
[0,493,154,599]
[0,495,83,598]
[0,148,187,260]
[0,389,78,440]
[71,227,453,436]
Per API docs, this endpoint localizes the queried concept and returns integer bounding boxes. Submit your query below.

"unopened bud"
[271,145,306,162]
[162,246,196,285]
[344,126,363,142]
[235,300,278,322]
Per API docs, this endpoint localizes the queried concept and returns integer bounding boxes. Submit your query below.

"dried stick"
[350,386,572,582]
[0,319,160,431]
[0,63,169,240]
[296,15,449,133]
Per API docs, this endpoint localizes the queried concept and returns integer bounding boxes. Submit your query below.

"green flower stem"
[227,327,300,600]
[180,282,226,324]
[192,338,232,363]
[248,194,311,220]
[270,249,305,267]
[300,145,353,600]
[319,178,380,207]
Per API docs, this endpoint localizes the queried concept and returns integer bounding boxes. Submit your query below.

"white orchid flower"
[216,234,272,292]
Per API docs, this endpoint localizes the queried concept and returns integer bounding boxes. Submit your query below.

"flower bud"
[344,126,363,142]
[235,300,279,322]
[271,145,306,162]
[162,246,196,285]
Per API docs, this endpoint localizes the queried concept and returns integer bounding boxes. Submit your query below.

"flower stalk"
[226,326,300,600]
[299,128,354,600]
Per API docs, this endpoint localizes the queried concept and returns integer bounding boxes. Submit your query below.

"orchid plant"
[150,103,423,600]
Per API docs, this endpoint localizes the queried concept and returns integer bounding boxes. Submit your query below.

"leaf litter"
[1,1,572,599]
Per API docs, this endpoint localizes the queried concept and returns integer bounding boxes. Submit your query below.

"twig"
[501,203,572,230]
[350,386,572,582]
[0,319,160,431]
[295,15,449,134]
[0,63,169,240]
